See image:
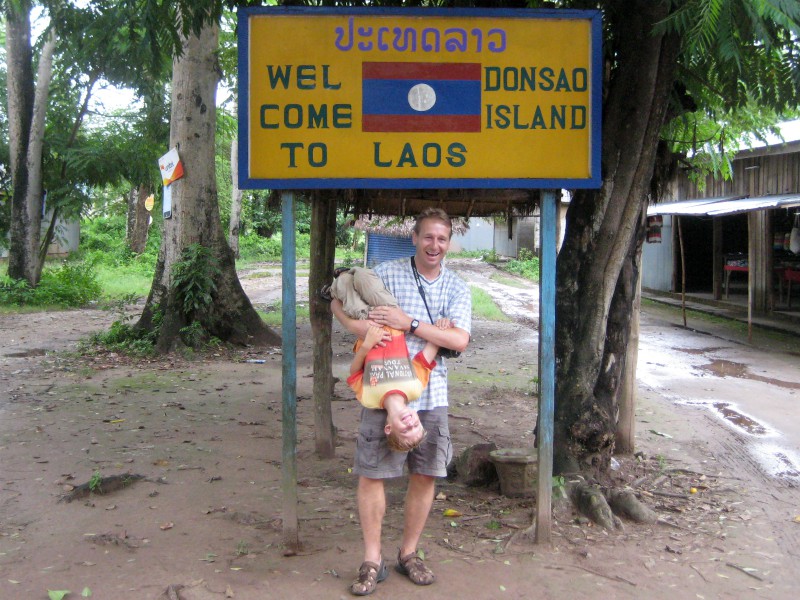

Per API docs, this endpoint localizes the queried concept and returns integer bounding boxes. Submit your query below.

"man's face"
[412,218,452,273]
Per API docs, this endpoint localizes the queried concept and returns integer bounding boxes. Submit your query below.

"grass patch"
[0,303,62,314]
[95,264,152,299]
[240,270,280,280]
[258,302,311,327]
[490,273,530,289]
[471,286,510,321]
[449,249,489,259]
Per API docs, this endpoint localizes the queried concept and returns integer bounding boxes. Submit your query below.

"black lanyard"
[410,257,436,324]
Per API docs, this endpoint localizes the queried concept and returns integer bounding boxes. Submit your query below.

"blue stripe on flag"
[362,79,481,116]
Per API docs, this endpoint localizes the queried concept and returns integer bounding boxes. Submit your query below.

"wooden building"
[645,141,800,315]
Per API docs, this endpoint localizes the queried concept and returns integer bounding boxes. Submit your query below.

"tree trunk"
[552,1,681,475]
[310,192,338,458]
[37,70,97,276]
[591,211,646,464]
[229,136,242,259]
[135,19,279,352]
[6,5,54,287]
[127,185,151,254]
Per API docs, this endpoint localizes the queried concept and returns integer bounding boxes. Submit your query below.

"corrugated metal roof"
[648,194,800,216]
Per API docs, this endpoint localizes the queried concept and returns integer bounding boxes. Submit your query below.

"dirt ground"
[1,259,799,599]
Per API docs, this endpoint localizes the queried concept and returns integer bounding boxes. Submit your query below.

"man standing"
[331,208,472,596]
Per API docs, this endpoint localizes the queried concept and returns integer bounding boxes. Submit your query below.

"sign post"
[238,6,602,545]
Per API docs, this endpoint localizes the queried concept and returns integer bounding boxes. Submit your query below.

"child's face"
[384,407,423,445]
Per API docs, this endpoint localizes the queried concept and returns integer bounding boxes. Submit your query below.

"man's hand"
[435,317,454,330]
[368,305,410,331]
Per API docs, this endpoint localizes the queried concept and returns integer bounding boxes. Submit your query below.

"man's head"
[412,208,453,276]
[384,403,426,452]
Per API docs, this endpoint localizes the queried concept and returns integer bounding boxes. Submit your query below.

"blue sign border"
[238,6,602,190]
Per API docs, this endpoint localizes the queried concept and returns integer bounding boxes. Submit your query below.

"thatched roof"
[354,214,470,236]
[344,188,542,220]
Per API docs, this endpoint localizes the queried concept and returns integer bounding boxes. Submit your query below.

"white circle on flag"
[408,84,436,112]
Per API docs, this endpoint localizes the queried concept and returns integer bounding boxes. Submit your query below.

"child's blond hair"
[386,426,427,453]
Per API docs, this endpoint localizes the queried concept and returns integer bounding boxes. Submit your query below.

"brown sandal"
[396,550,436,585]
[350,558,388,596]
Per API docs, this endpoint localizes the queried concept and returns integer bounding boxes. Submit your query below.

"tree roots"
[569,480,657,529]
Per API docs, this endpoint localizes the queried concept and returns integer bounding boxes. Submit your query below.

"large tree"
[134,5,279,350]
[3,0,178,281]
[551,0,800,480]
[5,0,56,286]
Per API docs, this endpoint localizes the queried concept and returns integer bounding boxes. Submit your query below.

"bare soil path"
[1,259,798,599]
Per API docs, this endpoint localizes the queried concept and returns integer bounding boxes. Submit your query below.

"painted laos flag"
[362,62,481,133]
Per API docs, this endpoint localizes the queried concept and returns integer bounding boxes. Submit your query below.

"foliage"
[88,470,102,492]
[482,249,501,263]
[552,475,567,499]
[652,0,800,185]
[80,213,155,271]
[0,261,101,307]
[179,320,210,348]
[238,231,312,262]
[238,232,283,261]
[87,312,160,357]
[171,244,220,319]
[335,249,362,267]
[504,248,540,282]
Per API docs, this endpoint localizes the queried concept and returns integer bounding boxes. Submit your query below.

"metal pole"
[535,190,556,543]
[281,191,299,553]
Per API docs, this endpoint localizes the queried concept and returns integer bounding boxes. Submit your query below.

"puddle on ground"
[681,401,799,481]
[697,359,800,390]
[751,443,800,480]
[679,399,773,436]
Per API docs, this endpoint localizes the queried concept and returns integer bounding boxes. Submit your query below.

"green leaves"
[171,243,221,319]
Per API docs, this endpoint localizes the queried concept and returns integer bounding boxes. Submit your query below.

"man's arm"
[331,298,371,338]
[369,306,469,353]
[331,299,390,344]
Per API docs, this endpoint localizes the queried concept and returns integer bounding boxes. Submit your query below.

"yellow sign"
[239,7,601,189]
[144,194,155,212]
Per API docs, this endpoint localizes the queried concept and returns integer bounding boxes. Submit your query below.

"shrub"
[0,261,102,308]
[171,244,220,319]
[41,262,103,305]
[505,248,540,281]
[88,320,157,356]
[239,233,282,261]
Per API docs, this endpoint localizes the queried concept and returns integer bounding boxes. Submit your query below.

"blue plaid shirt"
[373,257,472,411]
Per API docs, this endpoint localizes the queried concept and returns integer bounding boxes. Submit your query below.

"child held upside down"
[347,319,453,451]
[325,265,453,451]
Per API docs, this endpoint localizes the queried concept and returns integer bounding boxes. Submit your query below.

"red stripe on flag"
[363,62,481,81]
[363,114,481,133]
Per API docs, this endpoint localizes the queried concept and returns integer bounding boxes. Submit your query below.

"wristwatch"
[409,319,420,334]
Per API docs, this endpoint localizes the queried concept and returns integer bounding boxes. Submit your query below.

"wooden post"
[615,273,640,453]
[310,193,337,458]
[712,218,723,300]
[535,190,556,544]
[677,216,687,327]
[281,191,299,553]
